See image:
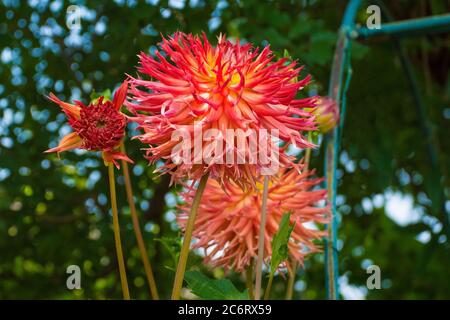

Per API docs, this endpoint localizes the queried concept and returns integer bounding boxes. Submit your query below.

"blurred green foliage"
[0,0,449,299]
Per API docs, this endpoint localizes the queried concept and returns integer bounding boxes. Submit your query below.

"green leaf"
[283,49,290,59]
[270,212,295,275]
[90,89,112,103]
[154,236,182,270]
[184,271,248,300]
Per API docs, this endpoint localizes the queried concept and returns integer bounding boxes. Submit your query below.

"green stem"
[285,261,296,300]
[305,131,313,166]
[108,163,130,300]
[246,260,254,300]
[287,132,312,300]
[120,143,159,300]
[263,273,274,300]
[171,173,209,300]
[254,175,270,300]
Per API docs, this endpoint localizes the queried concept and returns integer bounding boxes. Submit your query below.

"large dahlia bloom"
[45,81,133,168]
[128,33,317,185]
[178,164,329,272]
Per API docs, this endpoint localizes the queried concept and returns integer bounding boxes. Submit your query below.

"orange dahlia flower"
[45,81,133,168]
[128,33,317,185]
[178,164,329,272]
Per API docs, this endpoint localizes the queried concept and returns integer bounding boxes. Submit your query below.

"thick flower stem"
[286,132,313,300]
[263,273,274,300]
[304,137,312,167]
[120,143,159,300]
[171,173,209,300]
[108,163,130,300]
[285,261,296,300]
[245,260,254,300]
[254,175,270,300]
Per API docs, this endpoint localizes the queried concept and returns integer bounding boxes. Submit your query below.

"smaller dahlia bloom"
[310,97,339,134]
[45,81,133,168]
[178,164,329,272]
[127,32,317,186]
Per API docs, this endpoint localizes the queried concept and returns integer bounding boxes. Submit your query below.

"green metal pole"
[324,0,361,300]
[357,13,450,38]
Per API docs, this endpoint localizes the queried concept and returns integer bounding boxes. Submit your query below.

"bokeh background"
[0,0,449,299]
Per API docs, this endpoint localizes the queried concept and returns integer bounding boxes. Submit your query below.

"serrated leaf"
[270,212,295,274]
[184,271,248,300]
[154,236,181,269]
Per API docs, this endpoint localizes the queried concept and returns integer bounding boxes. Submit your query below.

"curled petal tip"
[47,93,81,119]
[45,132,83,154]
[102,150,134,169]
[113,81,129,111]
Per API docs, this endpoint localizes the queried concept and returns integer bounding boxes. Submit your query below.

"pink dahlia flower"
[128,32,317,186]
[178,164,329,272]
[45,81,133,168]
